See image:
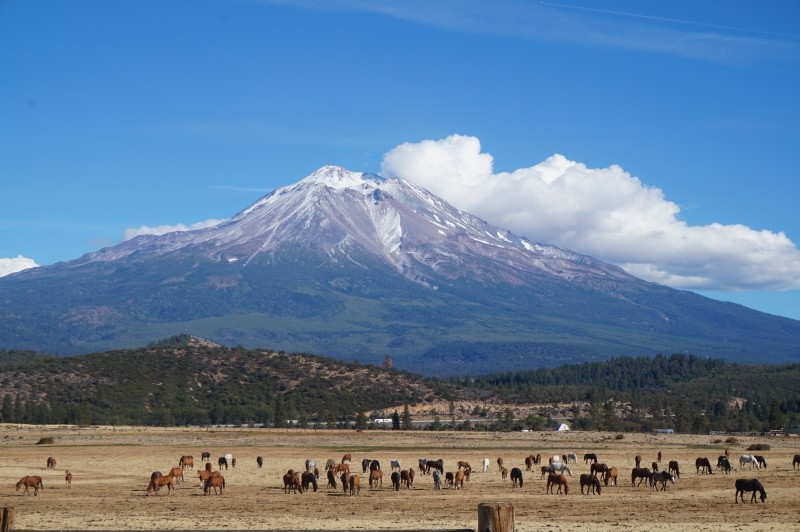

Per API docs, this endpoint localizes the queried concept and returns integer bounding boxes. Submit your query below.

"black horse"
[717,456,732,474]
[361,459,372,473]
[583,453,598,464]
[735,478,766,503]
[301,471,318,492]
[369,460,381,471]
[201,451,211,462]
[256,456,264,468]
[510,467,523,488]
[631,467,651,487]
[391,471,401,491]
[218,456,228,470]
[650,471,675,491]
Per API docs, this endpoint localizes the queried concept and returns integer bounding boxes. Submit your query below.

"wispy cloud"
[262,0,799,65]
[123,219,226,241]
[381,134,800,291]
[0,255,39,277]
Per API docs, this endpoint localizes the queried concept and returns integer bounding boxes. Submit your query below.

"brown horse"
[16,475,44,495]
[579,473,601,495]
[369,469,383,489]
[546,472,569,494]
[198,469,213,485]
[500,467,508,481]
[400,470,411,489]
[603,467,618,486]
[591,463,609,477]
[631,467,651,487]
[524,455,536,471]
[342,453,352,463]
[179,455,194,470]
[695,457,713,474]
[457,461,471,470]
[326,469,337,489]
[282,470,303,494]
[65,471,72,487]
[256,456,263,468]
[454,469,466,488]
[147,473,175,496]
[668,460,681,479]
[341,472,350,494]
[794,455,800,469]
[333,463,350,474]
[349,473,361,496]
[204,474,225,495]
[218,456,228,470]
[657,451,662,463]
[635,454,642,468]
[46,457,56,469]
[168,466,184,484]
[497,457,504,471]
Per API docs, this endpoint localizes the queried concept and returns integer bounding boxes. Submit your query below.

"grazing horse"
[579,473,601,495]
[583,453,597,464]
[524,455,536,471]
[631,467,651,487]
[603,467,618,486]
[739,455,760,470]
[369,469,383,489]
[218,456,228,470]
[510,467,523,488]
[391,471,401,491]
[650,471,676,491]
[65,471,72,487]
[457,460,471,471]
[179,455,194,470]
[793,455,800,469]
[717,456,732,474]
[500,467,508,481]
[168,466,185,483]
[540,465,551,479]
[566,453,577,464]
[326,469,337,489]
[390,459,401,471]
[283,470,303,494]
[46,457,56,469]
[735,478,766,503]
[591,463,609,477]
[204,475,225,495]
[361,458,372,473]
[349,473,361,496]
[301,471,318,492]
[418,458,428,475]
[333,463,350,474]
[668,460,681,479]
[754,455,767,469]
[482,457,490,473]
[445,472,454,488]
[341,453,352,464]
[256,456,263,468]
[454,469,466,489]
[201,451,211,462]
[549,462,572,477]
[16,475,44,495]
[497,457,504,471]
[370,460,381,472]
[147,473,175,496]
[546,472,569,495]
[426,459,443,474]
[198,469,213,485]
[432,469,442,490]
[696,457,713,474]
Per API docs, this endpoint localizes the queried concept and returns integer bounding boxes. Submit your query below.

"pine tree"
[401,403,411,431]
[391,410,400,430]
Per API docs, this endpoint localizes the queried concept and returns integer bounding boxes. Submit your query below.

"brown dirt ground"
[1,424,798,531]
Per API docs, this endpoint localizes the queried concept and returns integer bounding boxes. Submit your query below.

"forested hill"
[0,336,452,426]
[456,353,800,433]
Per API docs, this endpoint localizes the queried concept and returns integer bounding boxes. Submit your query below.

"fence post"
[1,506,15,532]
[478,502,514,532]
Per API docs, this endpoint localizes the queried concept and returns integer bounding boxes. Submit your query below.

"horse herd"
[14,450,796,504]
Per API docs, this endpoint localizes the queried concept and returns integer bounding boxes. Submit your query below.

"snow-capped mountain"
[2,166,799,375]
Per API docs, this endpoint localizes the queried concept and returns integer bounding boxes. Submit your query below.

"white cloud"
[0,255,39,277]
[381,134,800,291]
[123,219,225,241]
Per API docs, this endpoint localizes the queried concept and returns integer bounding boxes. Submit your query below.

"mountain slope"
[1,166,799,374]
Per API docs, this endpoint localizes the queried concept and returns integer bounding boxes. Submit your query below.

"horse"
[717,456,732,474]
[426,459,443,474]
[695,457,713,474]
[418,458,428,475]
[546,472,569,495]
[46,457,56,469]
[482,457,490,473]
[583,453,597,464]
[283,470,303,494]
[579,473,601,495]
[524,455,536,471]
[457,460,471,471]
[369,460,381,472]
[794,455,800,469]
[342,453,352,464]
[500,467,508,481]
[408,468,415,487]
[305,459,316,472]
[147,473,175,496]
[603,467,618,486]
[631,467,651,487]
[349,473,361,496]
[218,456,228,470]
[432,469,442,490]
[198,469,213,485]
[650,471,675,491]
[256,456,263,468]
[204,474,225,495]
[326,469,337,489]
[201,451,211,462]
[369,469,383,489]
[454,469,465,489]
[361,458,372,473]
[314,467,320,479]
[735,478,766,503]
[549,462,572,477]
[301,471,318,492]
[179,455,194,470]
[390,459,401,471]
[566,453,577,464]
[668,460,681,479]
[333,463,350,474]
[739,455,759,470]
[590,463,609,477]
[326,458,336,471]
[463,467,471,482]
[65,471,72,488]
[754,455,767,469]
[340,472,350,494]
[400,470,411,489]
[445,471,454,488]
[635,455,642,468]
[651,461,659,472]
[16,475,44,495]
[168,466,185,483]
[497,457,504,471]
[391,471,401,491]
[549,455,561,465]
[657,451,662,463]
[540,465,550,479]
[510,467,523,488]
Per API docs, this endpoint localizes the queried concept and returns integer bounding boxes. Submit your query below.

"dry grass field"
[1,424,798,531]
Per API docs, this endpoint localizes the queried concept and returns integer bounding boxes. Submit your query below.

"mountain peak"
[301,165,383,190]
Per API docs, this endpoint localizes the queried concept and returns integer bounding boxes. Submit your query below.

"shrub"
[746,443,770,451]
[614,433,625,440]
[36,436,55,445]
[725,437,740,445]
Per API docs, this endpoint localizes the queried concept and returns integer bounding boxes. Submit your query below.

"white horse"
[739,455,760,469]
[549,455,561,465]
[549,462,572,476]
[482,458,490,473]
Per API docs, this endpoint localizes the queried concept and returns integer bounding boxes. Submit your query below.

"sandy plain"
[0,425,798,532]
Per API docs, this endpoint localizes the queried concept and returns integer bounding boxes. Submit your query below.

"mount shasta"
[2,166,799,375]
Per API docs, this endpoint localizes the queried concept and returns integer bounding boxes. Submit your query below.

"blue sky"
[1,0,799,319]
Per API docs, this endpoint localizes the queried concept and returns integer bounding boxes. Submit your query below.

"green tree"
[391,410,400,430]
[273,396,285,428]
[401,404,411,431]
[355,411,367,431]
[768,399,785,430]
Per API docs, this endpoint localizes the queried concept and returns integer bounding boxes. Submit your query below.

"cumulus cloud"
[0,255,39,277]
[123,219,225,241]
[381,134,800,291]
